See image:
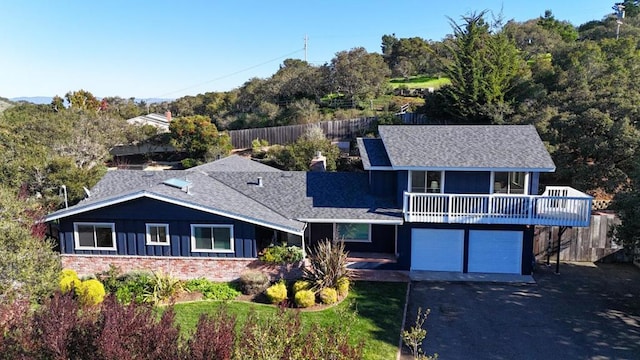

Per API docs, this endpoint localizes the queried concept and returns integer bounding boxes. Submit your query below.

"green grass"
[171,281,407,360]
[388,75,451,89]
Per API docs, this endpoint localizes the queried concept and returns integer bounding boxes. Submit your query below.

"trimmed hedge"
[319,287,338,305]
[265,282,287,304]
[294,290,316,308]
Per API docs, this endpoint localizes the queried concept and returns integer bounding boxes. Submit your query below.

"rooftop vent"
[257,176,263,187]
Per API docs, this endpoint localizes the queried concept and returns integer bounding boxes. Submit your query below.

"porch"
[403,186,592,227]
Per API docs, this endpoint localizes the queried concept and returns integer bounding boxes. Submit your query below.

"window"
[335,223,371,242]
[146,224,169,245]
[74,223,116,250]
[494,172,526,194]
[410,171,442,193]
[191,224,234,253]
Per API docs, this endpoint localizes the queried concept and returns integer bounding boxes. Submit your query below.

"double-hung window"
[74,222,116,250]
[146,223,170,245]
[191,224,234,253]
[335,223,371,243]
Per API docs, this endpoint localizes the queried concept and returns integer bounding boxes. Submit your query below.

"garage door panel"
[411,229,464,272]
[468,230,522,274]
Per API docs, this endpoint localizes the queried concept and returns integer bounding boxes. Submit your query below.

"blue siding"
[308,223,395,253]
[398,223,534,274]
[369,170,396,197]
[58,197,258,258]
[529,172,540,195]
[396,170,408,206]
[444,171,491,194]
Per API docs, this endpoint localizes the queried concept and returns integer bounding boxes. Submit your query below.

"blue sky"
[0,1,612,99]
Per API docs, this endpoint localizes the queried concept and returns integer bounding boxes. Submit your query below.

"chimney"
[165,110,172,122]
[310,151,326,172]
[257,176,263,187]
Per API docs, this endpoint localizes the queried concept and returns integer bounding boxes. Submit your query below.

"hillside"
[0,97,14,112]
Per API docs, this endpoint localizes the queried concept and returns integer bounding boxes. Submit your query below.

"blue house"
[44,125,592,279]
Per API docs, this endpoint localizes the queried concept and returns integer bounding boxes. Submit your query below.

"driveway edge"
[396,281,411,360]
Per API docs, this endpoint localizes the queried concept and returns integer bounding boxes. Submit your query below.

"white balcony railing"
[403,186,592,227]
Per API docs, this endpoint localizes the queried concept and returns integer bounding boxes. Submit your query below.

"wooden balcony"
[403,186,592,227]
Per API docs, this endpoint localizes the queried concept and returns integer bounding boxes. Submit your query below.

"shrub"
[260,244,304,264]
[95,264,121,294]
[294,289,316,308]
[402,307,438,360]
[184,279,240,300]
[187,307,237,360]
[76,279,106,306]
[319,287,338,305]
[59,269,81,293]
[265,281,287,304]
[292,280,311,295]
[336,277,350,297]
[146,270,183,305]
[303,238,350,291]
[114,272,154,304]
[239,271,270,295]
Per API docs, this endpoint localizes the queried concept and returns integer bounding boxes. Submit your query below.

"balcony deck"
[403,186,592,227]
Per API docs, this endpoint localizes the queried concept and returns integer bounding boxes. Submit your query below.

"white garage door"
[468,230,523,274]
[411,229,464,272]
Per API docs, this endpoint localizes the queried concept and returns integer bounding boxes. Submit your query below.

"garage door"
[468,230,522,274]
[411,229,464,272]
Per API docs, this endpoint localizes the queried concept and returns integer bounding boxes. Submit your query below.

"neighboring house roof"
[356,138,392,170]
[126,113,170,132]
[375,125,556,172]
[187,154,281,173]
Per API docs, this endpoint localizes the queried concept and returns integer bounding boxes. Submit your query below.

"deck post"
[555,226,568,274]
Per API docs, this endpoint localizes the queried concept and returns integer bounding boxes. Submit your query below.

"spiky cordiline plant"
[303,239,350,291]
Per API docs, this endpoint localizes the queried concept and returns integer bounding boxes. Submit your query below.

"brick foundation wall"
[61,255,304,282]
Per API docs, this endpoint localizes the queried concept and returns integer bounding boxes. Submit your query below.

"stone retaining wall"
[61,254,304,281]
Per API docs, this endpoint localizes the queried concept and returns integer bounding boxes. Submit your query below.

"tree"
[537,10,578,42]
[426,11,526,124]
[610,156,640,256]
[65,89,100,113]
[272,125,340,171]
[329,47,391,102]
[0,186,61,301]
[169,115,232,161]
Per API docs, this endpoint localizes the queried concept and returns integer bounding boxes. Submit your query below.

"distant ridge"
[9,97,174,105]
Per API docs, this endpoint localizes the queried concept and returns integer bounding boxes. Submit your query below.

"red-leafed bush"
[187,307,237,360]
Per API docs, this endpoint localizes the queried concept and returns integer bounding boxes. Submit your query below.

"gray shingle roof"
[378,125,556,171]
[356,138,392,169]
[188,154,281,173]
[45,169,306,233]
[208,171,401,222]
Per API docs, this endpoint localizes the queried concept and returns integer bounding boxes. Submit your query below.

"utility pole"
[304,34,308,62]
[613,2,625,39]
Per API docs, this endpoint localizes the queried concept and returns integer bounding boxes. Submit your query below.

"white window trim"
[490,172,530,195]
[145,223,170,246]
[73,222,117,251]
[408,170,444,194]
[190,224,235,253]
[334,223,372,243]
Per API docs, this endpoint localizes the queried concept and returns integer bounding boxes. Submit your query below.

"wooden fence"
[533,211,627,262]
[228,113,428,149]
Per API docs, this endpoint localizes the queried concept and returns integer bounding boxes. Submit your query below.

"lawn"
[388,75,451,89]
[171,281,408,360]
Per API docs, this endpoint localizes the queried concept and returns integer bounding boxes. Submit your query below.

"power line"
[155,48,305,98]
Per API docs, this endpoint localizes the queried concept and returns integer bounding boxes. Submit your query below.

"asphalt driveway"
[403,262,640,360]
